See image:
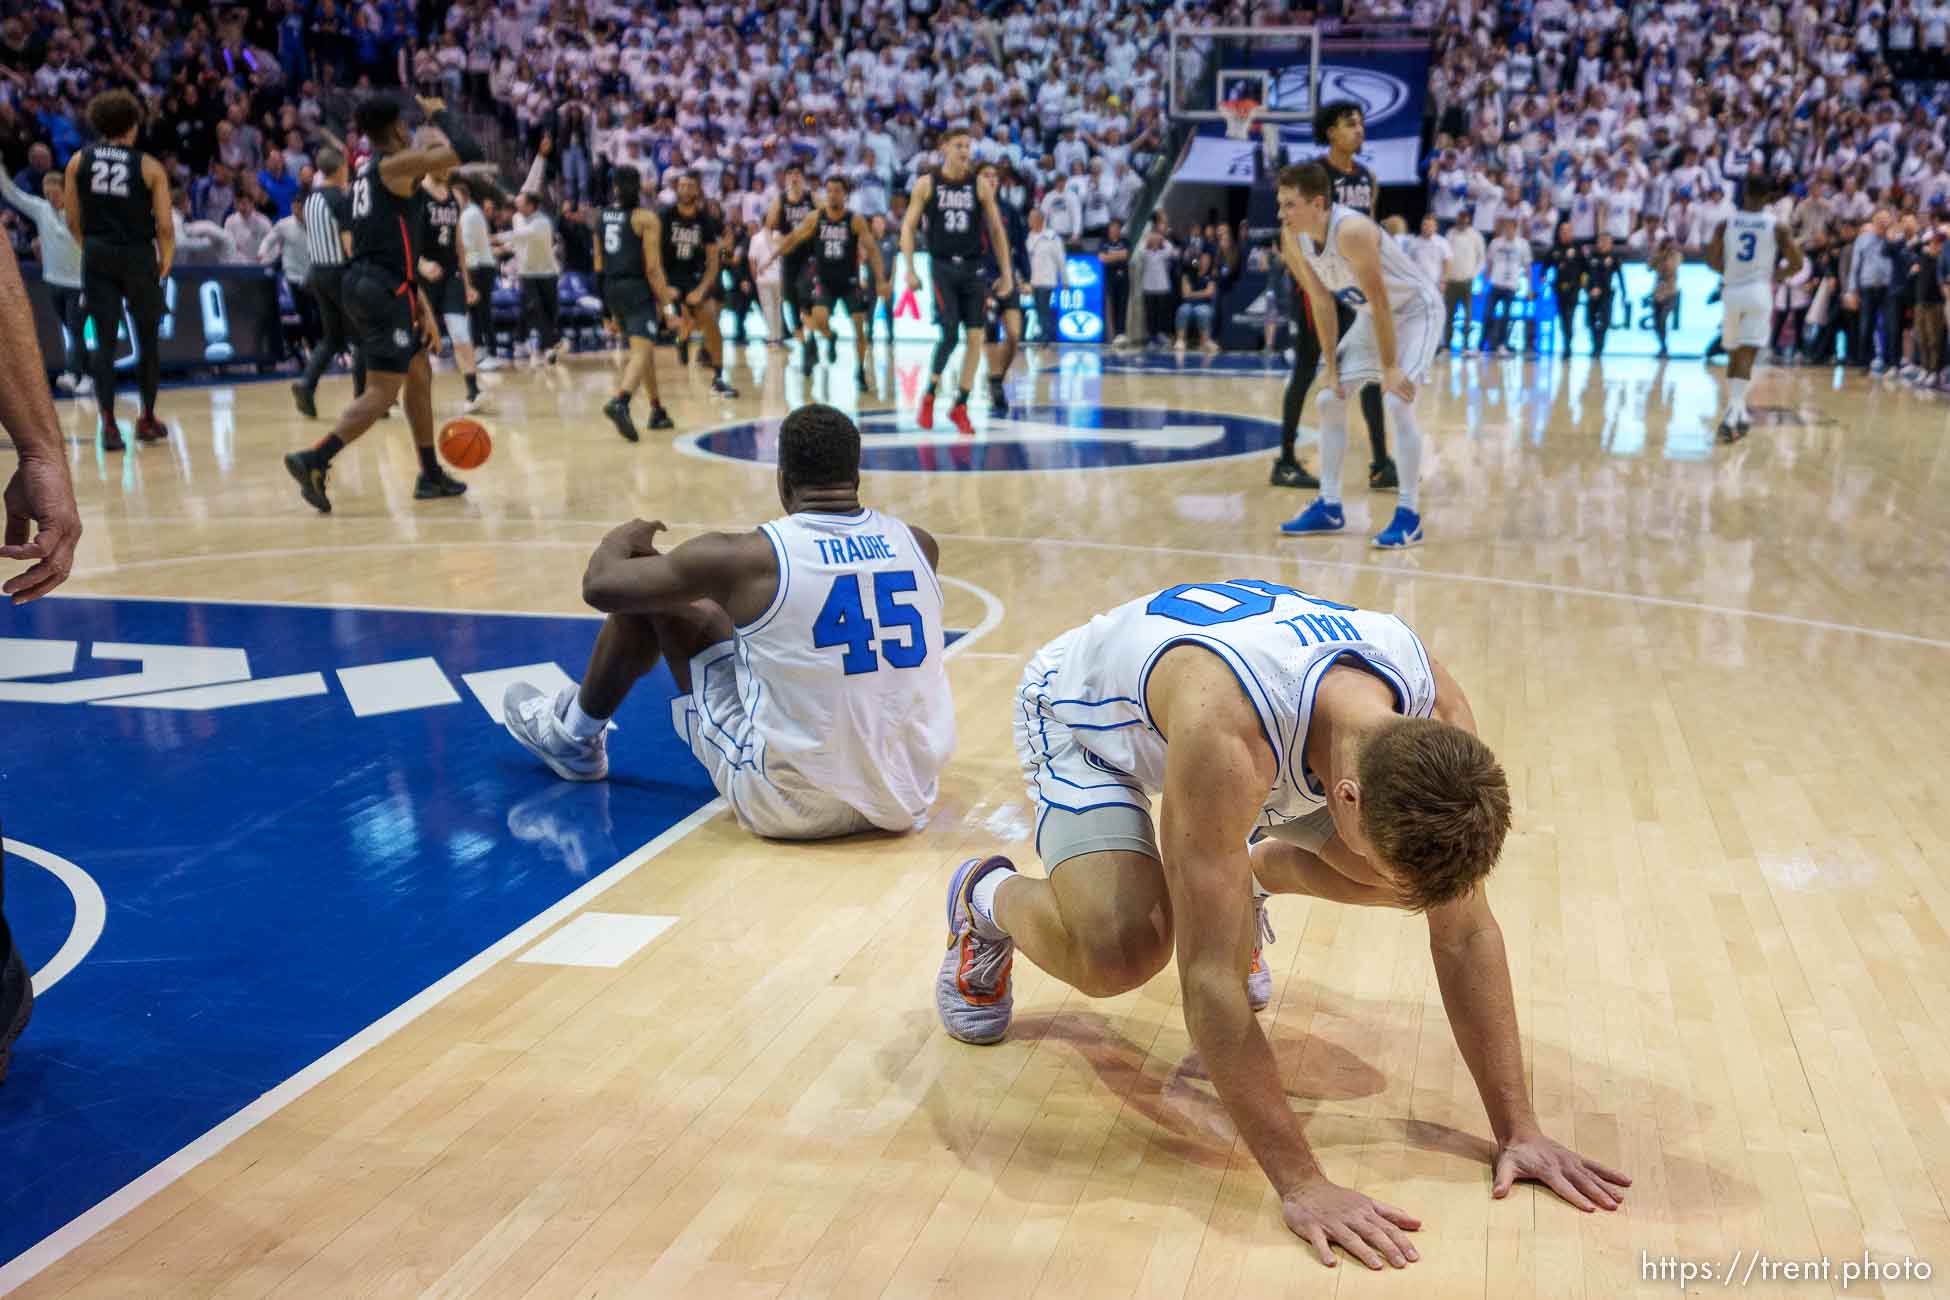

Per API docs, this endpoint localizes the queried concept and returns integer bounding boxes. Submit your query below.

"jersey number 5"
[604,224,622,254]
[813,572,928,675]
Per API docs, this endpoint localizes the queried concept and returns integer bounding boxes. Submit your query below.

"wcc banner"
[1174,38,1434,189]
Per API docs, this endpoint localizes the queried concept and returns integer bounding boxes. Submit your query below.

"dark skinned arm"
[581,520,766,614]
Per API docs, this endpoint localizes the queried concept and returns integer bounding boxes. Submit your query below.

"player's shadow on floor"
[905,998,1747,1221]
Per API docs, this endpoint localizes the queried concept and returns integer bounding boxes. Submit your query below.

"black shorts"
[783,256,815,310]
[668,268,719,304]
[343,263,424,373]
[604,277,659,340]
[81,241,165,323]
[431,267,468,317]
[984,268,1024,339]
[931,256,987,336]
[811,271,865,314]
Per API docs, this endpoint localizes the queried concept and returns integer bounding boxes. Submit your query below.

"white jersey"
[1028,579,1436,833]
[734,508,955,829]
[1299,204,1441,318]
[1721,209,1779,298]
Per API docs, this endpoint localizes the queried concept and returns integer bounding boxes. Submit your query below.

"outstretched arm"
[1158,654,1420,1270]
[765,212,820,267]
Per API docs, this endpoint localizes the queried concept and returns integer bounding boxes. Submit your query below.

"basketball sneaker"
[710,375,739,398]
[936,855,1016,1045]
[917,391,936,429]
[285,449,331,513]
[1371,507,1423,549]
[1270,457,1319,489]
[414,468,468,499]
[1247,892,1276,1011]
[100,418,125,453]
[648,403,675,431]
[291,382,317,419]
[135,414,167,443]
[502,682,609,781]
[1279,499,1345,536]
[0,943,30,1086]
[987,378,1008,418]
[948,402,974,436]
[1369,457,1399,491]
[603,395,641,443]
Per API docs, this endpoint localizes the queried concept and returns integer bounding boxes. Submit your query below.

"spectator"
[1443,220,1486,351]
[1174,250,1219,354]
[1100,216,1131,346]
[1139,224,1174,346]
[223,191,272,264]
[500,191,563,364]
[1026,206,1066,347]
[257,150,300,220]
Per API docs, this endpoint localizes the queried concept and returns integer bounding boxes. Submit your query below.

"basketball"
[439,418,491,470]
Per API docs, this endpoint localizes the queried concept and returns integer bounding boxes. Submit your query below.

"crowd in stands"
[1417,0,1950,375]
[0,0,1218,361]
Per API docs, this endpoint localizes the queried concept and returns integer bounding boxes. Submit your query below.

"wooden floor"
[14,340,1950,1298]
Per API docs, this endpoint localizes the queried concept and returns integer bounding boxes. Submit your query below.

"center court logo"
[677,405,1285,473]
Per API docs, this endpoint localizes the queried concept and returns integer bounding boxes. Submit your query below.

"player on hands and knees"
[901,125,1013,434]
[978,161,1029,418]
[663,172,738,398]
[1275,163,1440,549]
[596,165,679,442]
[502,404,956,841]
[936,578,1631,1266]
[64,89,174,451]
[1706,178,1801,443]
[757,174,889,392]
[284,96,484,513]
[415,166,487,414]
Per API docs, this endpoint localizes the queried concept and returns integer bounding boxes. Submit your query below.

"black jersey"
[600,206,645,280]
[76,144,156,246]
[660,203,720,277]
[814,208,859,274]
[984,198,1028,280]
[1322,158,1378,218]
[925,168,983,260]
[417,186,461,279]
[349,157,418,284]
[777,190,816,264]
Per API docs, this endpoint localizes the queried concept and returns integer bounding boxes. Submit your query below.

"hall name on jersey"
[813,534,900,565]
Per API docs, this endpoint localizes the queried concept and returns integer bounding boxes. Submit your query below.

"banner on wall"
[755,252,1107,344]
[1177,39,1433,187]
[1216,259,1728,358]
[24,265,285,372]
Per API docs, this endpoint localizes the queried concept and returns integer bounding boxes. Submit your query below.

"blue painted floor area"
[0,596,721,1270]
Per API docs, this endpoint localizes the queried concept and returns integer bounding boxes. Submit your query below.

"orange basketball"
[438,418,491,470]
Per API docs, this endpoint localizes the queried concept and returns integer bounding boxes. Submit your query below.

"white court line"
[5,839,106,997]
[0,801,726,1295]
[54,532,1950,652]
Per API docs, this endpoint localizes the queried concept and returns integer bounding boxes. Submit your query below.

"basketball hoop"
[1220,98,1262,140]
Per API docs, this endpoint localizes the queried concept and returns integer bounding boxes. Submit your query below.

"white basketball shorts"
[1720,288,1772,351]
[1334,291,1443,388]
[671,642,874,841]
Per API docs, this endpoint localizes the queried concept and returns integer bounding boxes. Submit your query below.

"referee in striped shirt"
[291,146,365,419]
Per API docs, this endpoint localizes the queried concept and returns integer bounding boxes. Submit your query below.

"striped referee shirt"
[302,186,348,268]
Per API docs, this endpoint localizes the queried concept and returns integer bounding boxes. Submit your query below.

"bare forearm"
[1307,288,1339,370]
[1184,972,1322,1194]
[1369,297,1400,369]
[1432,923,1538,1144]
[0,243,63,459]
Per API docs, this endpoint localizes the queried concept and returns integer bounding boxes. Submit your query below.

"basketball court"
[3,340,1948,1298]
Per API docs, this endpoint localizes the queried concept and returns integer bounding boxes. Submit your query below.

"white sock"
[561,692,608,740]
[1317,387,1348,507]
[1728,376,1749,418]
[970,866,1017,934]
[1385,391,1422,514]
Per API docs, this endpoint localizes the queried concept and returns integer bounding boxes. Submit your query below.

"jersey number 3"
[1734,232,1757,262]
[814,572,927,675]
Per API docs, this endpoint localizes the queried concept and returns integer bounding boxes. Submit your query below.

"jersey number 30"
[814,572,928,675]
